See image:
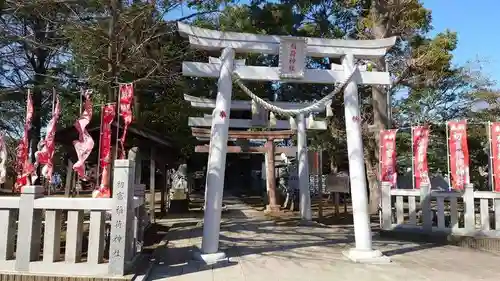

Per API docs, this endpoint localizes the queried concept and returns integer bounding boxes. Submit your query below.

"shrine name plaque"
[278,37,307,79]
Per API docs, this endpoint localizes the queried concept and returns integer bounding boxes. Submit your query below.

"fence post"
[0,208,16,260]
[15,185,44,271]
[109,160,135,276]
[380,182,392,230]
[420,183,432,231]
[464,183,475,232]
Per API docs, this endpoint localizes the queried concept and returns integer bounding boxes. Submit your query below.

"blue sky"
[167,1,499,87]
[424,0,499,86]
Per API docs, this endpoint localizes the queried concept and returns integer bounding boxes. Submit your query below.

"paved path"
[147,197,500,281]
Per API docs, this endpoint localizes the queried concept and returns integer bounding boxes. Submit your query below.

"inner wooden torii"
[184,92,328,213]
[191,127,296,211]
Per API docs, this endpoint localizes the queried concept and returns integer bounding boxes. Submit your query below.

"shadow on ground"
[147,208,444,280]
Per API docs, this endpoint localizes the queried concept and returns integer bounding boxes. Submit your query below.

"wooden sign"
[278,37,307,79]
[325,172,350,193]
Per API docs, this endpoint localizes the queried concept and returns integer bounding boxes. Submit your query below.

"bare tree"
[0,1,75,172]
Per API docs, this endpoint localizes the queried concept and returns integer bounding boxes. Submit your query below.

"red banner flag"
[412,126,430,189]
[118,83,134,159]
[14,91,34,192]
[73,90,94,178]
[490,122,500,192]
[93,104,115,199]
[34,95,61,182]
[448,120,470,190]
[379,129,398,187]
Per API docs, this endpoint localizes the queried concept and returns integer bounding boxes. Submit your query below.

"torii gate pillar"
[341,54,390,263]
[194,47,235,263]
[297,114,312,220]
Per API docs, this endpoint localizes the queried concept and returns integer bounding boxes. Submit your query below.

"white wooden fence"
[381,182,500,237]
[0,160,148,277]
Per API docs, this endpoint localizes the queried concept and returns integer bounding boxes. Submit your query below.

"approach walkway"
[146,196,500,281]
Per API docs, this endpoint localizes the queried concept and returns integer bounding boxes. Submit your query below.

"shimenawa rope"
[231,65,360,117]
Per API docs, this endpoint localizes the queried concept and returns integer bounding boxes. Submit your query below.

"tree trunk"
[134,93,142,124]
[364,140,380,214]
[64,157,73,197]
[30,19,48,185]
[366,3,391,214]
[367,73,389,213]
[30,83,42,183]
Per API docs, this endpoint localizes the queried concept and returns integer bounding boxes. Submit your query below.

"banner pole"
[411,127,415,189]
[51,87,56,113]
[47,88,57,195]
[96,105,104,189]
[115,86,121,160]
[488,121,494,191]
[79,89,83,115]
[75,89,83,196]
[378,130,382,187]
[446,122,451,191]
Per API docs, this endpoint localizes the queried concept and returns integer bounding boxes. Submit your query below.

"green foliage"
[62,1,230,158]
[357,0,432,39]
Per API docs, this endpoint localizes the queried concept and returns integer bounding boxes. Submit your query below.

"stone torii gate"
[178,22,395,264]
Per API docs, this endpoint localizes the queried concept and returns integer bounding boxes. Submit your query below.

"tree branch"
[173,10,220,22]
